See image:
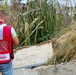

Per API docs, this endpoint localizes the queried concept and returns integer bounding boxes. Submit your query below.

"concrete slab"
[13,43,53,68]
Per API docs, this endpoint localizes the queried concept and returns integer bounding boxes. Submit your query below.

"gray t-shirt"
[11,27,17,38]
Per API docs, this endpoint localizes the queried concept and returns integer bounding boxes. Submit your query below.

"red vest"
[0,23,13,64]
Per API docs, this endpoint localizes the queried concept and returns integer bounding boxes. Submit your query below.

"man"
[0,10,19,75]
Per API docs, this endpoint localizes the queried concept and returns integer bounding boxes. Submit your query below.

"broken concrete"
[13,43,53,68]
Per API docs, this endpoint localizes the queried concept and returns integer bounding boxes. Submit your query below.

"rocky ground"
[14,60,76,75]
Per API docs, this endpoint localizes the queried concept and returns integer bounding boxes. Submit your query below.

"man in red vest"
[0,10,19,75]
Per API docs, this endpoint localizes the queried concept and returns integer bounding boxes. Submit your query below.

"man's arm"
[11,27,19,46]
[12,36,19,46]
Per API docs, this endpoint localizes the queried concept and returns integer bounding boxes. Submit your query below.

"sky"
[1,0,76,7]
[59,0,76,7]
[16,0,76,7]
[20,0,76,6]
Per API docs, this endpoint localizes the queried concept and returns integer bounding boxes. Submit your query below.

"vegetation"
[0,0,76,64]
[46,22,76,65]
[1,0,74,47]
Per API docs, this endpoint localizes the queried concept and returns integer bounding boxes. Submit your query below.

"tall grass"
[15,0,66,47]
[0,0,76,65]
[46,30,76,65]
[0,0,73,47]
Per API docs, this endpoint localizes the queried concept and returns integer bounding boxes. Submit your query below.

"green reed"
[0,0,70,47]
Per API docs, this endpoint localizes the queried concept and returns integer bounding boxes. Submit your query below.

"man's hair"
[0,10,6,19]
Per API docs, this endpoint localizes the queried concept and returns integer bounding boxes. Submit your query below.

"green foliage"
[16,0,58,47]
[0,0,71,48]
[20,0,65,46]
[73,13,76,21]
[0,0,75,65]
